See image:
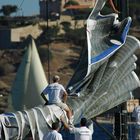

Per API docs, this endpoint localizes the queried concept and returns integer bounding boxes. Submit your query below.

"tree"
[0,5,18,16]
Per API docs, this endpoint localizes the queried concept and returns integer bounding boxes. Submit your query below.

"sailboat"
[0,0,140,139]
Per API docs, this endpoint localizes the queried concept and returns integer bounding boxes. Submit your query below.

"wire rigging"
[15,0,25,16]
[18,0,25,10]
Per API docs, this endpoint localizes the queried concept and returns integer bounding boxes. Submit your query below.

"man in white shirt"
[61,117,93,140]
[43,122,63,140]
[41,75,72,121]
[132,105,140,140]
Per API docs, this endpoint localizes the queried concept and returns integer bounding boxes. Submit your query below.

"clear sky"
[0,0,39,16]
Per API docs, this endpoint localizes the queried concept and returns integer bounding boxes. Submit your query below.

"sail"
[66,0,140,121]
[11,36,48,111]
[67,1,132,94]
[0,0,140,139]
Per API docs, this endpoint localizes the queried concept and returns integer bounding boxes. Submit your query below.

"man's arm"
[41,92,48,105]
[87,119,94,135]
[61,117,79,133]
[61,117,70,130]
[62,91,68,103]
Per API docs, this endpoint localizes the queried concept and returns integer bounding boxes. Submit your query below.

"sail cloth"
[67,0,132,93]
[0,0,140,139]
[0,105,67,140]
[11,36,48,111]
[66,0,140,121]
[0,113,18,140]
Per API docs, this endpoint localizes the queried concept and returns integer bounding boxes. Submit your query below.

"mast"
[46,0,51,84]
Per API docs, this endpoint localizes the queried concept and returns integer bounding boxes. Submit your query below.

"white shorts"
[55,102,69,110]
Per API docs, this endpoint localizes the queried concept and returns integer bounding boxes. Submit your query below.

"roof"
[65,5,91,10]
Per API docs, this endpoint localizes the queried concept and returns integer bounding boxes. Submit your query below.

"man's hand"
[60,115,70,129]
[41,92,48,104]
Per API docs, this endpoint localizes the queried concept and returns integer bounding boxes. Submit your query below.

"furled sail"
[0,0,140,139]
[11,36,48,111]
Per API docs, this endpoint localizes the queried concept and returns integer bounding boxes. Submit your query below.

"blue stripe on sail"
[121,18,131,42]
[91,44,119,64]
[3,112,15,117]
[91,18,131,64]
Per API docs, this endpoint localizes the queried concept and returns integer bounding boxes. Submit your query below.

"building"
[39,0,96,20]
[0,24,42,49]
[39,0,61,20]
[64,0,95,6]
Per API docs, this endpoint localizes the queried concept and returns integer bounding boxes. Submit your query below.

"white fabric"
[13,113,22,140]
[18,111,27,140]
[87,120,94,135]
[69,126,92,140]
[43,130,63,140]
[32,108,48,140]
[43,82,66,104]
[0,116,10,140]
[132,106,140,129]
[25,110,37,140]
[11,38,47,110]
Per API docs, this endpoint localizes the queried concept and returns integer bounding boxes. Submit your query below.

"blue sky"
[0,0,39,16]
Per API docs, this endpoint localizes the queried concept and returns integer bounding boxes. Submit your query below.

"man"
[61,117,93,140]
[41,75,72,121]
[132,105,140,140]
[43,122,63,140]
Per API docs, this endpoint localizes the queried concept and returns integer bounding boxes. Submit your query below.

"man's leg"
[56,102,72,121]
[64,107,72,120]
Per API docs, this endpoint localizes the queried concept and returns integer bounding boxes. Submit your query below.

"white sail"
[11,36,48,111]
[0,0,140,139]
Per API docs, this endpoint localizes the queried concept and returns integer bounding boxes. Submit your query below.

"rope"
[15,0,25,16]
[18,0,25,9]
